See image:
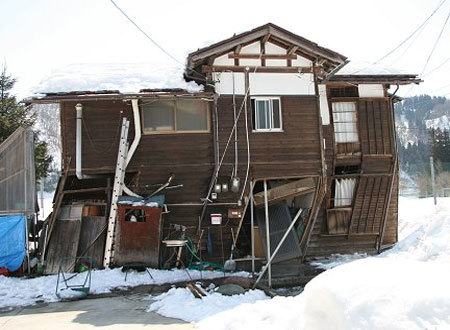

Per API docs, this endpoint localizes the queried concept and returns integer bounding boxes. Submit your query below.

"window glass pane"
[143,101,174,132]
[272,99,281,129]
[256,100,269,129]
[176,100,208,131]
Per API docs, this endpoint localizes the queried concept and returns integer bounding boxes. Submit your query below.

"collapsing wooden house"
[31,23,420,279]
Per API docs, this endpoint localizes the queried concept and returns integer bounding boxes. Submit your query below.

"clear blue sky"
[1,0,449,98]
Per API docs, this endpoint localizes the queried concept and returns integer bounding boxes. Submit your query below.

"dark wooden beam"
[287,46,298,55]
[202,65,314,73]
[228,53,297,60]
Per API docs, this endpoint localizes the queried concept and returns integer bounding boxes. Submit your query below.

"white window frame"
[332,101,359,143]
[252,97,283,132]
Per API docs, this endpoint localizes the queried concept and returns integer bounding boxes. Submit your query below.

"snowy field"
[145,197,450,329]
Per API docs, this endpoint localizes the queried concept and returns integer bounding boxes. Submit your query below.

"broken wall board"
[255,203,302,263]
[253,178,316,207]
[44,218,82,274]
[77,216,107,268]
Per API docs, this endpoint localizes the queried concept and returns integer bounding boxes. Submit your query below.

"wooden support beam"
[287,46,298,55]
[202,65,313,73]
[253,178,316,207]
[228,53,297,60]
[261,33,271,45]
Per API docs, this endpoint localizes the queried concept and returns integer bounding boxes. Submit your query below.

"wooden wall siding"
[381,169,399,246]
[358,99,393,155]
[349,176,390,234]
[216,95,322,181]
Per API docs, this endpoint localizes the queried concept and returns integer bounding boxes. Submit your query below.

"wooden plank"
[228,53,297,60]
[45,218,82,274]
[77,216,107,269]
[202,65,313,73]
[253,178,316,206]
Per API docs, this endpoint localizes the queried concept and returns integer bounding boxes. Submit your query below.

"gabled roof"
[186,23,348,73]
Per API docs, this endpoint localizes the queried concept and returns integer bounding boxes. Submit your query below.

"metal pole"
[40,181,44,220]
[263,179,271,287]
[430,156,437,205]
[254,207,303,288]
[250,181,255,274]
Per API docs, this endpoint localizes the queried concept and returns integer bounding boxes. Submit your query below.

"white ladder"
[103,118,130,268]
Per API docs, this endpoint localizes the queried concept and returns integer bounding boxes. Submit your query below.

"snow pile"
[337,60,408,76]
[196,197,450,330]
[34,62,203,95]
[148,286,268,322]
[0,267,248,309]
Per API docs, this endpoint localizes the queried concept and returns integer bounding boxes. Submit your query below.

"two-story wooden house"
[31,23,420,276]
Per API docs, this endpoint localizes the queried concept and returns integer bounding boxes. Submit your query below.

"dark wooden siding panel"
[358,99,393,156]
[382,170,399,246]
[62,100,134,172]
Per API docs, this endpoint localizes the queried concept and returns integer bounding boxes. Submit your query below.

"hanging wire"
[109,0,212,84]
[350,0,448,75]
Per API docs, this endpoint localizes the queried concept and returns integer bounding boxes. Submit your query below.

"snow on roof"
[33,61,204,95]
[336,60,411,76]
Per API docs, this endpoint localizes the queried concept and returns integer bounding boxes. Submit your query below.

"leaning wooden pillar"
[263,179,271,287]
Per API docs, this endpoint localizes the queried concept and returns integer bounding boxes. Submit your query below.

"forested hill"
[395,95,450,177]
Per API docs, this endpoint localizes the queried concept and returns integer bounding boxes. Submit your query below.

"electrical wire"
[350,0,448,74]
[422,56,450,77]
[419,10,450,76]
[109,0,211,84]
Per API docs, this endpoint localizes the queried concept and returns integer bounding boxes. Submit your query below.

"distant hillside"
[395,95,449,147]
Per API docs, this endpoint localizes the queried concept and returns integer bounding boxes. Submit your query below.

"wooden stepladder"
[103,118,130,268]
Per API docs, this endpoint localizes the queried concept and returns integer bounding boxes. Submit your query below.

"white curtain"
[334,178,356,207]
[332,102,358,143]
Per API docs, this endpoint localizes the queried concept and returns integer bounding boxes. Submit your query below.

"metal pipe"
[75,103,83,179]
[232,71,238,177]
[263,179,271,287]
[126,99,142,167]
[254,207,303,288]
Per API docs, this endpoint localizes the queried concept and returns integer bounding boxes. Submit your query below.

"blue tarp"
[0,215,26,272]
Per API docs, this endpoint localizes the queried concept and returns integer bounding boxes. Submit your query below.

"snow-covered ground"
[192,197,450,330]
[0,267,249,310]
[143,197,450,328]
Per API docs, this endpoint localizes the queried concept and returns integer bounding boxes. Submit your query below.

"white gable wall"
[318,84,330,125]
[358,84,384,98]
[211,41,315,96]
[213,72,315,95]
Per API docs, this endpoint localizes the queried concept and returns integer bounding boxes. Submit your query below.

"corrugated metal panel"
[256,203,302,263]
[0,128,35,214]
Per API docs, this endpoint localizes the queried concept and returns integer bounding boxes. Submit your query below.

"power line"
[422,56,450,77]
[419,10,450,76]
[350,0,448,74]
[109,0,210,83]
[376,0,447,64]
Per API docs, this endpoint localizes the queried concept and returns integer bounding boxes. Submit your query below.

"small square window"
[252,98,282,131]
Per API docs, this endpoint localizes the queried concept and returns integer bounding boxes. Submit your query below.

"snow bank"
[33,61,203,95]
[0,267,248,309]
[196,197,450,330]
[148,287,268,322]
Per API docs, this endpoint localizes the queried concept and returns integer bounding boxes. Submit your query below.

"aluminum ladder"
[103,118,130,268]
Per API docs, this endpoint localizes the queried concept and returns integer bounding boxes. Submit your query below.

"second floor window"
[252,97,282,131]
[332,102,359,143]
